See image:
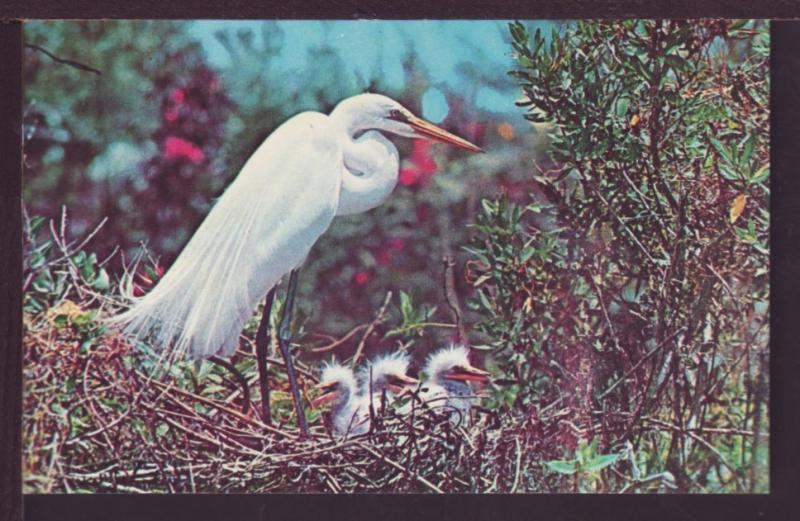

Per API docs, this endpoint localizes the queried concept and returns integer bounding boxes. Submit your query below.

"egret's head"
[359,350,419,396]
[423,345,490,385]
[312,362,358,408]
[332,93,483,152]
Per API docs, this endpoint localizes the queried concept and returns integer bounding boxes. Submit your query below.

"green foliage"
[466,20,769,492]
[543,438,627,492]
[385,290,438,339]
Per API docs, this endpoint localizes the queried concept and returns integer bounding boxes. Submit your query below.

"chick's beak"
[311,381,338,408]
[406,115,483,153]
[443,364,490,383]
[388,373,419,396]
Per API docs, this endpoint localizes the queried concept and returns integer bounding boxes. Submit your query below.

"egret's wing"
[112,112,343,361]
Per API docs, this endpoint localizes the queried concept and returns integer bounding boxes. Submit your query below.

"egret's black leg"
[255,287,277,425]
[278,268,310,436]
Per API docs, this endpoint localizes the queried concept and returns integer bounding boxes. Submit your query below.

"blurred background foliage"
[22,19,769,493]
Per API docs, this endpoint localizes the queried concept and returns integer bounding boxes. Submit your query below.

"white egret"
[418,345,490,426]
[359,351,419,413]
[312,362,367,437]
[111,93,481,436]
[313,353,418,438]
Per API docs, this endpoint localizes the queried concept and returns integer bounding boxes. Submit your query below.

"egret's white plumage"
[316,362,368,437]
[112,111,340,360]
[418,345,488,426]
[111,93,480,362]
[358,350,416,407]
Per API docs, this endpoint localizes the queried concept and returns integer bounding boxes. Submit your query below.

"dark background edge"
[1,2,798,521]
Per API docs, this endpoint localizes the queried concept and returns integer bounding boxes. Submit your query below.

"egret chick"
[312,362,367,437]
[419,345,489,426]
[359,351,419,412]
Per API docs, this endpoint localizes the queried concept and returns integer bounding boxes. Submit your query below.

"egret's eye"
[388,109,408,122]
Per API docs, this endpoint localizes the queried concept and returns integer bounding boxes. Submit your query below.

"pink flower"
[164,107,179,123]
[164,135,204,164]
[399,168,420,187]
[410,139,437,175]
[387,238,406,252]
[354,271,370,285]
[399,140,438,188]
[170,88,185,104]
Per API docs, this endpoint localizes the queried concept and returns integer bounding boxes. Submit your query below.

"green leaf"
[718,163,740,182]
[544,459,577,474]
[399,291,413,320]
[52,314,70,329]
[710,137,734,165]
[749,164,769,185]
[71,311,94,327]
[28,216,46,235]
[740,134,755,165]
[155,423,169,437]
[92,268,110,291]
[585,452,622,472]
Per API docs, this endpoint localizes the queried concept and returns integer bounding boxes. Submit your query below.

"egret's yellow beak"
[406,115,483,153]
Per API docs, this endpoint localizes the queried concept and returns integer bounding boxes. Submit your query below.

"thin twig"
[351,291,392,368]
[26,43,102,75]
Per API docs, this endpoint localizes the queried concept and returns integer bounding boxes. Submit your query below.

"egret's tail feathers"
[108,183,279,362]
[109,273,251,363]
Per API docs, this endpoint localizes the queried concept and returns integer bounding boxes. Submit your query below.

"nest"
[22,305,576,493]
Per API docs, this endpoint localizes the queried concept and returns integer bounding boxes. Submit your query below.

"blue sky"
[190,20,552,118]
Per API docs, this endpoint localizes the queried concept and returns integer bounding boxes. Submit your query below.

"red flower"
[354,271,370,285]
[170,88,186,104]
[410,139,437,175]
[399,168,420,187]
[399,139,442,188]
[164,135,204,164]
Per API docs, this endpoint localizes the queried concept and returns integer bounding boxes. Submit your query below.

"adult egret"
[112,93,481,436]
[312,362,367,437]
[418,345,489,426]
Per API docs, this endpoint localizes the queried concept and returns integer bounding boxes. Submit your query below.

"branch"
[26,44,102,75]
[350,291,392,368]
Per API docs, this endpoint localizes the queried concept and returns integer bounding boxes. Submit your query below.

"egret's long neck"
[329,103,371,137]
[335,130,399,216]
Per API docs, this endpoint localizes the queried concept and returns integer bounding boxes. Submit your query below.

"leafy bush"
[467,20,769,492]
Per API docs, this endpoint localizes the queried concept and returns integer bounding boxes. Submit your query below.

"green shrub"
[467,20,769,492]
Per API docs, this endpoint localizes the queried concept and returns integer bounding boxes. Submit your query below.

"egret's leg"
[255,287,277,425]
[278,268,310,436]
